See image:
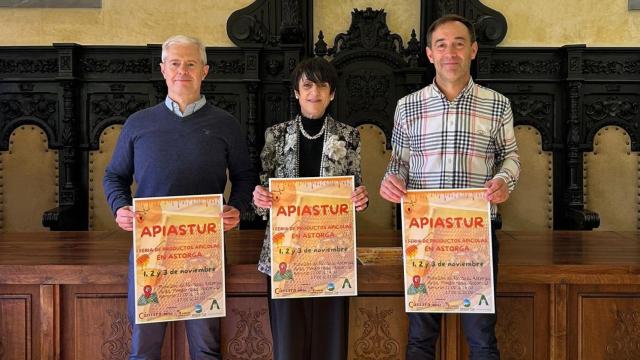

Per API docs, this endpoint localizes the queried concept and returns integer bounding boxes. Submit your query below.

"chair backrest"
[1,125,57,231]
[499,125,553,230]
[89,125,133,231]
[584,126,638,230]
[356,124,396,232]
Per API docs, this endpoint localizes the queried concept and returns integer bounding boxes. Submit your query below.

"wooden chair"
[356,124,395,232]
[584,126,638,230]
[499,125,554,230]
[1,125,57,231]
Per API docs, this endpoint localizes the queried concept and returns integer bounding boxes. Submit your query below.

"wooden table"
[1,230,639,359]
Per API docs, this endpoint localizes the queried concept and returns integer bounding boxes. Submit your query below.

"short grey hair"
[161,35,207,64]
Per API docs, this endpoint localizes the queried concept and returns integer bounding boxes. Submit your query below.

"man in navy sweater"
[103,35,255,359]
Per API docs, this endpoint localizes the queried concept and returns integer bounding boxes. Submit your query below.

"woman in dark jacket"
[253,57,368,360]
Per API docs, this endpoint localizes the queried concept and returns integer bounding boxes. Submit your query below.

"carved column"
[562,46,599,229]
[43,44,86,230]
[246,82,259,171]
[565,81,583,210]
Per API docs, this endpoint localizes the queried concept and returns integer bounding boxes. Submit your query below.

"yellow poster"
[133,194,225,324]
[270,176,357,299]
[401,189,494,313]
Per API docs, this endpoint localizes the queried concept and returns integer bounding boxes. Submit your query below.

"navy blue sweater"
[103,103,256,214]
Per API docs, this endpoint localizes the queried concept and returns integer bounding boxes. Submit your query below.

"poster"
[133,194,225,324]
[401,189,494,313]
[270,176,357,299]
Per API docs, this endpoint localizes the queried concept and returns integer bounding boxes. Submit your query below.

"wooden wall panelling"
[221,296,273,360]
[348,296,408,360]
[568,284,640,360]
[458,283,550,360]
[550,284,568,360]
[0,285,41,360]
[59,284,180,360]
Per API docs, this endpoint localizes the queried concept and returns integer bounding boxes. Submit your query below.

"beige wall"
[1,0,638,47]
[0,0,253,46]
[485,0,640,46]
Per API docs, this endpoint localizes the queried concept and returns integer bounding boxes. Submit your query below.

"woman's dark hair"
[426,14,476,48]
[290,57,338,93]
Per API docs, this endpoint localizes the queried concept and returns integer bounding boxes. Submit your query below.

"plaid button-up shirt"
[385,78,520,218]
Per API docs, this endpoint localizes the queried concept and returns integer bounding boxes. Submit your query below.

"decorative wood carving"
[227,0,311,48]
[206,95,240,120]
[507,94,554,149]
[605,310,640,359]
[583,94,640,151]
[490,59,560,75]
[226,307,272,359]
[0,93,58,146]
[80,58,151,74]
[101,309,132,360]
[352,306,401,359]
[208,59,246,74]
[0,58,58,73]
[90,94,149,123]
[345,71,390,117]
[330,8,404,54]
[583,59,640,75]
[320,8,424,147]
[495,300,528,359]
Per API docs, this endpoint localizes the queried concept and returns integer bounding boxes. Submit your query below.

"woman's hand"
[253,185,273,209]
[222,205,240,231]
[352,185,369,212]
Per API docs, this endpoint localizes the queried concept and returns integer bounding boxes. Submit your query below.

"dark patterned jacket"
[256,115,362,275]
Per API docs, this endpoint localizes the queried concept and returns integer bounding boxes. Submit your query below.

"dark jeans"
[268,280,348,360]
[127,251,221,360]
[406,228,500,360]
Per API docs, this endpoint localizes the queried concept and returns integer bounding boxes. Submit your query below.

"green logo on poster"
[342,278,352,289]
[210,299,220,310]
[479,294,489,306]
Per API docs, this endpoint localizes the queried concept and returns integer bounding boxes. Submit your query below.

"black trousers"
[268,281,348,360]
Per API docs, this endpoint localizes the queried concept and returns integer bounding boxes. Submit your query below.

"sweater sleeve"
[103,121,135,216]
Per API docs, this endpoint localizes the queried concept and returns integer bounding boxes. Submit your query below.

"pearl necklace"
[294,115,328,177]
[297,116,327,140]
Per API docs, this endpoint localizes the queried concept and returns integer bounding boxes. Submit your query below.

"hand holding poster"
[401,189,494,313]
[270,176,357,299]
[133,194,225,324]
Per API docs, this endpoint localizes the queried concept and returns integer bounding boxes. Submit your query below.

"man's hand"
[485,178,509,204]
[379,174,406,203]
[222,205,240,231]
[115,206,134,231]
[253,185,273,209]
[351,185,369,212]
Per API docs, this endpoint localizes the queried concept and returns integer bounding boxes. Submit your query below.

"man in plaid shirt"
[380,14,520,360]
